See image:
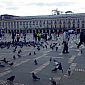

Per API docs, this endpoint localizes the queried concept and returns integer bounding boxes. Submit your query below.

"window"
[77,24,79,28]
[36,20,38,25]
[59,25,61,28]
[0,22,1,26]
[73,19,75,23]
[68,24,70,28]
[17,21,19,28]
[8,22,10,28]
[11,22,13,28]
[68,19,71,24]
[82,20,84,23]
[54,20,56,24]
[14,21,16,28]
[77,19,80,23]
[82,24,84,28]
[59,20,62,24]
[63,24,65,28]
[73,24,75,28]
[43,21,45,24]
[20,21,22,25]
[39,20,42,24]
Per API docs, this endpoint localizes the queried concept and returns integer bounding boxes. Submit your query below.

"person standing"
[34,33,37,41]
[34,59,38,65]
[62,30,69,53]
[77,31,85,48]
[16,33,20,42]
[68,68,71,76]
[12,31,16,43]
[23,33,26,42]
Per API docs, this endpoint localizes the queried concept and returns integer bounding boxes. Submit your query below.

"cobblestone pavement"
[0,33,85,85]
[0,80,24,85]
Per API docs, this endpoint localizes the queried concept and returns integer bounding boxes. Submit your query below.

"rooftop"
[1,13,85,20]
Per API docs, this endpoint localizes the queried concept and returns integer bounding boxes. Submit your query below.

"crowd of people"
[0,29,85,85]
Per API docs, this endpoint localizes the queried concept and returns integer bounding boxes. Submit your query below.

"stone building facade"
[0,13,85,34]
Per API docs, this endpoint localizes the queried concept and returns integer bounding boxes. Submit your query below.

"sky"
[0,0,85,16]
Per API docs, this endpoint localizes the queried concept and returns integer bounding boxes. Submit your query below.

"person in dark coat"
[34,33,37,41]
[77,31,85,48]
[12,32,16,43]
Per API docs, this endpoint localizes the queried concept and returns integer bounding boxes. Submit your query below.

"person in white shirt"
[62,29,69,53]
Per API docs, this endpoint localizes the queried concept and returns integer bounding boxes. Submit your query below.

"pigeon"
[37,47,40,51]
[34,51,36,55]
[34,59,38,65]
[9,62,14,66]
[43,46,44,48]
[50,77,56,85]
[29,52,31,56]
[50,57,52,62]
[13,55,16,60]
[32,73,40,80]
[17,54,21,58]
[81,50,82,54]
[18,49,22,54]
[1,58,9,63]
[56,47,58,51]
[13,49,16,52]
[7,76,15,82]
[45,45,47,49]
